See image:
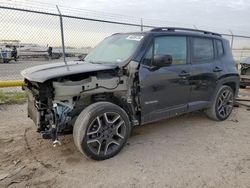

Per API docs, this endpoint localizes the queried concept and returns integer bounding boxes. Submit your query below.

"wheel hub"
[86,112,126,156]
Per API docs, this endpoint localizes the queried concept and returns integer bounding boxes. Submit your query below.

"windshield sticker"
[116,59,122,63]
[126,35,144,41]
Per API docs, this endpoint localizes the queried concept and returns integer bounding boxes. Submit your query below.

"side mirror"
[153,54,172,67]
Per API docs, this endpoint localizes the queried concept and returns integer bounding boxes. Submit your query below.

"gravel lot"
[0,101,250,188]
[1,59,250,187]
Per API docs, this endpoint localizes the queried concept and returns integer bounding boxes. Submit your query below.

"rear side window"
[192,37,214,63]
[216,40,224,57]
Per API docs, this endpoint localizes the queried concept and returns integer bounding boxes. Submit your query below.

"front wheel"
[73,102,131,160]
[206,85,234,121]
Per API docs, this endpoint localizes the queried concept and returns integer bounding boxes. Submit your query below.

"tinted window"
[192,38,214,63]
[216,40,224,57]
[142,45,153,66]
[154,36,187,65]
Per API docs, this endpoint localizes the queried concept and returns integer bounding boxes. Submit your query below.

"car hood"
[21,61,117,83]
[240,57,250,65]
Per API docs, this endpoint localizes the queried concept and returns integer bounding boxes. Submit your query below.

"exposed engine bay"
[22,61,140,146]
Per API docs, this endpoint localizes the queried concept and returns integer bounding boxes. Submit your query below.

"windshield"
[84,34,144,64]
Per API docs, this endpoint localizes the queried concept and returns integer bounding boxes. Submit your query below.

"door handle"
[213,67,223,72]
[179,71,191,77]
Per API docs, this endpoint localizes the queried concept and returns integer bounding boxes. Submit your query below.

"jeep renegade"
[21,27,240,160]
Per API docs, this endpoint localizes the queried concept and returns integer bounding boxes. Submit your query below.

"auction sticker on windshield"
[126,35,144,41]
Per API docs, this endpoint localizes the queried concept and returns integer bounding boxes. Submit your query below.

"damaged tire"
[73,102,131,160]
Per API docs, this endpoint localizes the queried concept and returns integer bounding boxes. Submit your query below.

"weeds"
[0,90,27,104]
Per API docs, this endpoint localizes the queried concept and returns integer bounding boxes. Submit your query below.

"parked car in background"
[0,40,56,60]
[240,57,250,88]
[0,48,12,63]
[0,40,20,63]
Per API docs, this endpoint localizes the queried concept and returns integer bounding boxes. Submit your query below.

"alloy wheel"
[86,112,126,156]
[216,89,234,119]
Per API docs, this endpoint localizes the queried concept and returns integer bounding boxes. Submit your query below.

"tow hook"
[51,124,61,147]
[53,139,61,147]
[51,103,61,147]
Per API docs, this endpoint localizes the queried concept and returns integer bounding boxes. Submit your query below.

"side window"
[192,37,214,63]
[216,40,224,57]
[154,36,187,65]
[142,45,153,66]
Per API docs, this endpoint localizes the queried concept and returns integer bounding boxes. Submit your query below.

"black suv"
[22,27,239,160]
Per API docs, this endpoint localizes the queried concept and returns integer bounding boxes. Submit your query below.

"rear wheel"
[206,85,234,121]
[73,102,131,160]
[240,85,246,89]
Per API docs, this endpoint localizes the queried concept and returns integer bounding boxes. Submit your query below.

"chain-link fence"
[231,36,250,62]
[1,1,250,91]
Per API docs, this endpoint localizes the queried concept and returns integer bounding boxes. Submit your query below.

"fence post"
[140,18,143,32]
[229,30,234,50]
[56,5,67,64]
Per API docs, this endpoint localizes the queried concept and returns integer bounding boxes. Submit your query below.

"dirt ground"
[0,102,250,188]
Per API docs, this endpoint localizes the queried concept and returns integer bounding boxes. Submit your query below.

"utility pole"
[229,30,234,49]
[56,5,67,65]
[140,18,143,32]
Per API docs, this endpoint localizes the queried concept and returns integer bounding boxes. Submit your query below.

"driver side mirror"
[152,54,172,67]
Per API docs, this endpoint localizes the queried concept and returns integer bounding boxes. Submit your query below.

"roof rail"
[150,27,221,37]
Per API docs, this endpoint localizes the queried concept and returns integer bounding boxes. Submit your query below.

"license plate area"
[27,91,38,125]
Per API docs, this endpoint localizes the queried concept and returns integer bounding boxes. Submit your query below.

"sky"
[21,0,250,35]
[1,0,250,48]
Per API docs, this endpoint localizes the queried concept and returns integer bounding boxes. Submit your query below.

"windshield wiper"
[88,60,107,64]
[75,58,84,62]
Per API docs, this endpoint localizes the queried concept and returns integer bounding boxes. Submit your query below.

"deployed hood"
[21,61,117,83]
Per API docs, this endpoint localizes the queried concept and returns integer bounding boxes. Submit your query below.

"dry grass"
[0,90,27,104]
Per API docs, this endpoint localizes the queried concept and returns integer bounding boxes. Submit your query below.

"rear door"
[139,35,192,124]
[189,37,218,111]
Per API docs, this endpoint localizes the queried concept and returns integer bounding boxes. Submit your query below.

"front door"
[139,35,192,124]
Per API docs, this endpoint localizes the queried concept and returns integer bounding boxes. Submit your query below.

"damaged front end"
[22,62,140,146]
[21,33,144,149]
[24,80,67,146]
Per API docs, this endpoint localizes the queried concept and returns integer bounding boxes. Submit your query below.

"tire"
[206,85,234,121]
[73,102,131,160]
[240,85,246,89]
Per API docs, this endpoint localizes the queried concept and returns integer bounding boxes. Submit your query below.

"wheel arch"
[208,74,239,106]
[216,74,240,96]
[223,82,237,94]
[90,92,136,124]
